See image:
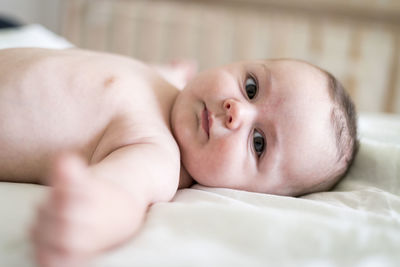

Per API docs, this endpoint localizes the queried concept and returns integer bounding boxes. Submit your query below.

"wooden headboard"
[60,0,400,113]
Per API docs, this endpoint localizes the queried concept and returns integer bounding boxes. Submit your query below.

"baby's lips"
[207,110,213,135]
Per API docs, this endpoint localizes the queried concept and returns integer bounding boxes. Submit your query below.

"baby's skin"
[0,48,340,267]
[0,48,182,266]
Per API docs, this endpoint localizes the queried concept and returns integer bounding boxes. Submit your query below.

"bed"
[0,23,400,267]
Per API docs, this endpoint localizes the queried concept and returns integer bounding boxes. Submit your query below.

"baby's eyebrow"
[258,63,271,81]
[257,64,273,99]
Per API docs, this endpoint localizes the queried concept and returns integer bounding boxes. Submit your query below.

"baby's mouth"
[201,105,211,138]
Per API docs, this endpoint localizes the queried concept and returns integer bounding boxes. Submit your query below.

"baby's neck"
[178,164,194,189]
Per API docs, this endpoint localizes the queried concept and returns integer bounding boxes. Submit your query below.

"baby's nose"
[223,99,247,130]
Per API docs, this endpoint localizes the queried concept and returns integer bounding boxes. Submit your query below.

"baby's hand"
[152,59,198,90]
[31,154,143,267]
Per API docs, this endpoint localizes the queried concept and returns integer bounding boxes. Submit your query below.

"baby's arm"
[31,142,179,267]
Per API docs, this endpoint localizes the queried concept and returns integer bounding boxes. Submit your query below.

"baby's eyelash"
[245,74,258,100]
[252,128,266,158]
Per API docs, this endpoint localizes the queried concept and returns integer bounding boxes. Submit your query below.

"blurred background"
[0,0,399,114]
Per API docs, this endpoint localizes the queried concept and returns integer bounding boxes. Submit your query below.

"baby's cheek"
[189,136,241,187]
[205,139,235,173]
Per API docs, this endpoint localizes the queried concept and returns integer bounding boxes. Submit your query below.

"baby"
[0,48,357,266]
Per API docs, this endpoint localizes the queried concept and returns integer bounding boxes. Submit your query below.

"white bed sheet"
[0,25,399,267]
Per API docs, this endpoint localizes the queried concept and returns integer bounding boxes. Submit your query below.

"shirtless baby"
[0,48,357,266]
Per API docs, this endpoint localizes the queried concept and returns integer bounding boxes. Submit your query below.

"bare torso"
[0,48,180,185]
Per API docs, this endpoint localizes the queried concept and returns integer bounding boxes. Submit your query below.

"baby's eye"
[245,76,257,100]
[253,130,265,157]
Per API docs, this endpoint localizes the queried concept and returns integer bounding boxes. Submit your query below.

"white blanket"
[0,25,399,267]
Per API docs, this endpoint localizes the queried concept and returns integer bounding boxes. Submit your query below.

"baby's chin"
[182,163,220,188]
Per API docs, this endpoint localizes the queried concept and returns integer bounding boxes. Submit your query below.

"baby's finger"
[49,152,87,189]
[48,157,89,212]
[35,245,87,267]
[50,185,81,214]
[34,210,92,258]
[31,204,57,248]
[32,202,74,250]
[30,201,51,242]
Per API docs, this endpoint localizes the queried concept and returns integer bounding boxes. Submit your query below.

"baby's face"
[171,59,338,196]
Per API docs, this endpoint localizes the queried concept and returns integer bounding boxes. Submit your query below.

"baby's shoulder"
[91,114,181,181]
[91,91,180,168]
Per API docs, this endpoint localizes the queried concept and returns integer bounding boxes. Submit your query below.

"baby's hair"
[326,71,359,184]
[309,69,359,194]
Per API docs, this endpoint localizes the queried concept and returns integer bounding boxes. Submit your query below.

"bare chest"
[0,49,178,179]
